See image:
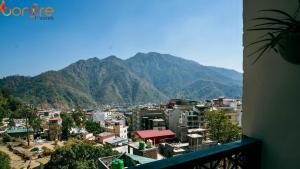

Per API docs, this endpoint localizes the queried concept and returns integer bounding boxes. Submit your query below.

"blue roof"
[126,153,157,164]
[7,128,34,133]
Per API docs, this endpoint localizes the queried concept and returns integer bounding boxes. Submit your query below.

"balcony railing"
[128,136,261,169]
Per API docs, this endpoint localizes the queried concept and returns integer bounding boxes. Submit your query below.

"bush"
[42,146,53,156]
[31,147,39,152]
[2,133,12,143]
[0,151,11,169]
[46,143,119,169]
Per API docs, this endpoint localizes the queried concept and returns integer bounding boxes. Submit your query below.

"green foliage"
[31,117,42,133]
[30,147,40,152]
[61,112,74,140]
[247,2,300,64]
[72,107,86,128]
[2,133,13,143]
[0,89,23,123]
[85,121,104,134]
[46,143,118,169]
[0,151,11,169]
[204,109,241,144]
[42,146,53,156]
[18,104,42,145]
[126,115,133,131]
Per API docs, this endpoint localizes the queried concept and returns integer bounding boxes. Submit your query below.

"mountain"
[0,52,242,109]
[0,56,168,109]
[126,52,242,98]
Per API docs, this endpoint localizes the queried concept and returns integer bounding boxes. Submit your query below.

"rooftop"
[48,117,62,121]
[96,132,115,137]
[126,153,157,164]
[187,134,203,138]
[106,137,128,145]
[134,130,175,139]
[7,128,34,133]
[151,118,164,122]
[188,128,208,133]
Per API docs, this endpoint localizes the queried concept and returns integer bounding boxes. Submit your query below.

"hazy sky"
[0,0,243,78]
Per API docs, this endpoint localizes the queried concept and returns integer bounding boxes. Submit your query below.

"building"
[128,141,158,159]
[159,142,189,158]
[48,117,62,140]
[105,122,128,139]
[187,134,203,151]
[149,118,166,130]
[6,127,34,141]
[177,125,188,142]
[98,153,157,169]
[132,106,166,131]
[168,101,206,136]
[38,110,61,122]
[208,97,242,126]
[82,132,95,141]
[133,130,176,144]
[95,132,115,144]
[106,137,128,146]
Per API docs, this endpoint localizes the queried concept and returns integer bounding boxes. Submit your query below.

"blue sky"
[0,0,243,78]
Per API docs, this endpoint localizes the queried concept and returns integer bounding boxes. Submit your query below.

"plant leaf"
[252,17,293,26]
[260,9,296,21]
[252,44,272,64]
[247,27,287,31]
[245,38,271,47]
[253,22,290,27]
[247,43,270,57]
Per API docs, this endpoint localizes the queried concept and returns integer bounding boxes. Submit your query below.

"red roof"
[48,117,62,121]
[134,130,175,139]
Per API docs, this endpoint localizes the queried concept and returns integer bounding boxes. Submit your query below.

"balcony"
[128,137,261,169]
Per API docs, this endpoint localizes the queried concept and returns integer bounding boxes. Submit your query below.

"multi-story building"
[168,104,193,135]
[132,106,166,130]
[168,101,206,136]
[105,122,128,139]
[48,117,62,141]
[208,97,242,126]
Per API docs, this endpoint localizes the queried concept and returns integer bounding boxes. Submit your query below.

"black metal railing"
[129,136,261,169]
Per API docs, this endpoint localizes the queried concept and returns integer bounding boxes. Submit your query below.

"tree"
[0,151,11,169]
[19,104,40,146]
[85,121,104,134]
[2,133,13,143]
[32,117,42,135]
[46,142,118,169]
[72,106,86,128]
[0,89,22,125]
[204,109,241,144]
[61,112,74,140]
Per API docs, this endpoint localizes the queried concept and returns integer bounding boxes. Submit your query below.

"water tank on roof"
[112,159,124,169]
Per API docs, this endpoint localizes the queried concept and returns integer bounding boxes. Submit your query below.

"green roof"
[126,153,157,164]
[7,128,34,134]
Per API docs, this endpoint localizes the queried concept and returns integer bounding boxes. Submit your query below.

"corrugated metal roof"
[7,128,34,133]
[106,137,128,144]
[126,153,157,164]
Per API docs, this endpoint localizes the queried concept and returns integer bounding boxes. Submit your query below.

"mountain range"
[0,52,242,109]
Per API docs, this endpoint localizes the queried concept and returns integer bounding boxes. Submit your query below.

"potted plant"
[247,1,300,64]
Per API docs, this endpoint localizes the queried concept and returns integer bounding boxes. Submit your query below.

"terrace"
[127,0,300,168]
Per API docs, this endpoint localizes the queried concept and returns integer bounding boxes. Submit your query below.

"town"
[0,92,242,169]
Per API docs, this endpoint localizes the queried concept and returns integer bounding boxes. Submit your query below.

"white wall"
[243,0,300,168]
